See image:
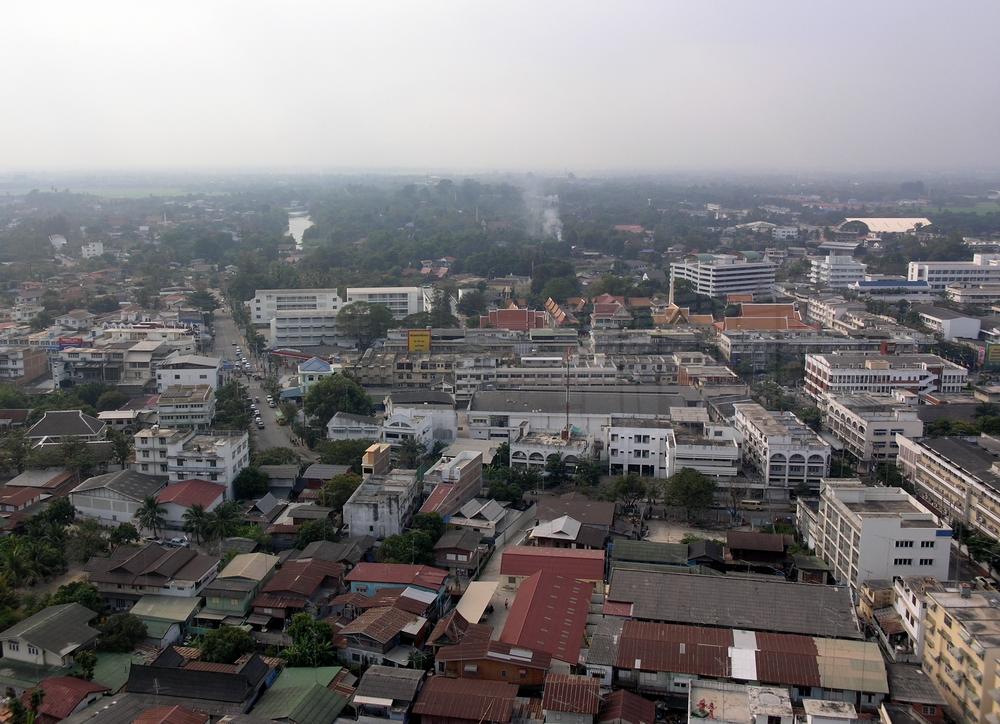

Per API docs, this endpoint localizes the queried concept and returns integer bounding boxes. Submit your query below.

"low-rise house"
[726,530,790,570]
[685,681,793,724]
[301,462,352,490]
[260,464,301,499]
[528,515,607,550]
[433,529,483,580]
[346,563,450,617]
[195,552,280,630]
[129,594,202,647]
[27,409,106,446]
[23,676,109,724]
[500,572,594,668]
[0,603,99,674]
[70,470,166,528]
[352,665,425,723]
[411,677,518,724]
[499,546,605,589]
[156,478,225,530]
[126,647,272,715]
[448,498,508,541]
[338,606,428,667]
[251,557,344,625]
[598,689,655,724]
[328,411,381,441]
[435,639,551,686]
[543,674,601,724]
[85,543,220,610]
[251,665,351,723]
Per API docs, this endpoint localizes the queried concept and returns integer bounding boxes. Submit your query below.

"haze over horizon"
[4,0,999,174]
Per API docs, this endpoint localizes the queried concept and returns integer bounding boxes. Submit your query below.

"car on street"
[166,537,190,548]
[256,420,265,429]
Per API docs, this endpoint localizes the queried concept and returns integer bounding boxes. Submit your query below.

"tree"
[303,374,373,425]
[205,502,242,544]
[378,530,435,565]
[612,474,646,509]
[42,497,76,526]
[135,496,165,538]
[68,520,109,563]
[233,467,270,500]
[295,519,339,549]
[318,472,362,511]
[75,649,97,680]
[411,512,445,543]
[664,468,716,521]
[397,437,426,468]
[337,302,394,350]
[544,453,569,487]
[1,431,32,473]
[282,613,335,667]
[316,439,373,473]
[109,430,133,468]
[29,311,53,331]
[797,406,822,431]
[97,613,147,652]
[491,442,510,469]
[200,626,255,664]
[60,438,96,477]
[96,390,128,412]
[50,581,103,612]
[457,290,487,317]
[108,523,139,551]
[429,288,459,328]
[183,504,211,544]
[187,290,219,313]
[255,447,299,465]
[573,457,602,488]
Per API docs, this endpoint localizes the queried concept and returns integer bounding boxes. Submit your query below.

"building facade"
[824,394,923,466]
[810,255,867,289]
[804,354,968,402]
[249,288,342,325]
[345,287,424,320]
[670,255,777,297]
[733,402,831,496]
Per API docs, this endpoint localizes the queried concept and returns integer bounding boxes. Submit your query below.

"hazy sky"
[3,1,999,173]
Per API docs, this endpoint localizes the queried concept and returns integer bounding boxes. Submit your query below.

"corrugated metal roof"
[500,572,593,665]
[412,677,517,723]
[499,546,605,581]
[542,674,601,715]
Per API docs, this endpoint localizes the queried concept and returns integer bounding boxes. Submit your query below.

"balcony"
[947,645,965,663]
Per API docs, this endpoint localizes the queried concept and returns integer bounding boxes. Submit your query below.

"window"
[920,558,934,566]
[500,669,507,678]
[7,641,19,652]
[893,558,912,566]
[921,541,935,548]
[895,540,914,548]
[922,706,937,716]
[27,645,38,655]
[508,576,516,584]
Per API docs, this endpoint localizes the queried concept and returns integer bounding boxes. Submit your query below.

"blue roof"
[298,357,332,373]
[855,280,931,288]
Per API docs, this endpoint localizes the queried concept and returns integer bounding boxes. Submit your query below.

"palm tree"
[136,496,165,539]
[205,502,241,548]
[397,437,426,469]
[182,504,210,544]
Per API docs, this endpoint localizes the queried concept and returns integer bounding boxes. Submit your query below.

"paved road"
[213,304,316,460]
[475,507,536,637]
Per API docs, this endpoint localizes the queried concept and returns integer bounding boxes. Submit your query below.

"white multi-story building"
[345,286,424,319]
[381,410,434,455]
[805,296,866,329]
[944,283,1000,305]
[824,394,923,466]
[155,385,216,429]
[813,479,950,590]
[80,241,105,259]
[912,306,981,341]
[907,254,1000,290]
[809,255,867,289]
[248,288,342,325]
[772,226,799,241]
[606,418,740,481]
[733,402,831,496]
[297,357,335,394]
[102,325,197,353]
[893,576,944,659]
[669,255,776,297]
[155,353,222,392]
[269,310,343,348]
[342,443,420,539]
[804,353,969,402]
[327,411,381,441]
[132,426,249,498]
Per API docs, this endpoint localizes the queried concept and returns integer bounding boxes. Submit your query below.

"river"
[287,213,313,250]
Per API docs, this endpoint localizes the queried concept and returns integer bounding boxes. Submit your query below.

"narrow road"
[213,303,316,461]
[474,507,536,637]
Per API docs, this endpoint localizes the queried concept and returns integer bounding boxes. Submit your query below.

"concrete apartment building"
[132,426,249,497]
[945,283,1000,305]
[805,296,866,328]
[809,255,867,289]
[908,253,1000,290]
[669,254,777,297]
[897,435,1000,541]
[155,385,216,429]
[248,288,341,325]
[804,353,969,402]
[922,587,1000,724]
[813,480,950,590]
[343,443,420,539]
[268,310,343,348]
[733,402,831,496]
[894,576,945,660]
[606,417,740,481]
[345,286,424,319]
[420,450,484,518]
[824,394,923,467]
[155,353,222,392]
[0,346,48,385]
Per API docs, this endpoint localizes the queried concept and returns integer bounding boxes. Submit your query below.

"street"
[212,301,316,460]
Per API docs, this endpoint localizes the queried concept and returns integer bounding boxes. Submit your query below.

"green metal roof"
[611,539,689,565]
[269,666,343,690]
[252,683,347,724]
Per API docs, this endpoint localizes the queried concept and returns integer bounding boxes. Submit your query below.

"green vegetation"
[200,626,256,663]
[97,613,147,652]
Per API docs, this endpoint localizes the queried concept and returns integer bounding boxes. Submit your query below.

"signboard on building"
[407,329,431,353]
[985,343,1000,368]
[57,337,84,349]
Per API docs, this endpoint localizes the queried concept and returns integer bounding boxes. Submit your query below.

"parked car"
[166,537,190,548]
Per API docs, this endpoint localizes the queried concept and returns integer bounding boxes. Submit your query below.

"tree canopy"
[303,374,373,426]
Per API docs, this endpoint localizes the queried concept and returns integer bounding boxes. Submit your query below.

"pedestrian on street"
[504,598,509,609]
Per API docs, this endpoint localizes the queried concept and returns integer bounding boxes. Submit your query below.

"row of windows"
[893,558,937,566]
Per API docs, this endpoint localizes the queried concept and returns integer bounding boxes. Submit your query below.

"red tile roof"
[412,676,517,723]
[156,479,225,509]
[346,562,448,591]
[499,546,605,582]
[599,689,656,724]
[263,558,343,597]
[25,677,108,721]
[542,674,602,715]
[500,572,593,665]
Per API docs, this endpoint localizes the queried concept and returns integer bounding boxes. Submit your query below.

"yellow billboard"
[408,329,431,352]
